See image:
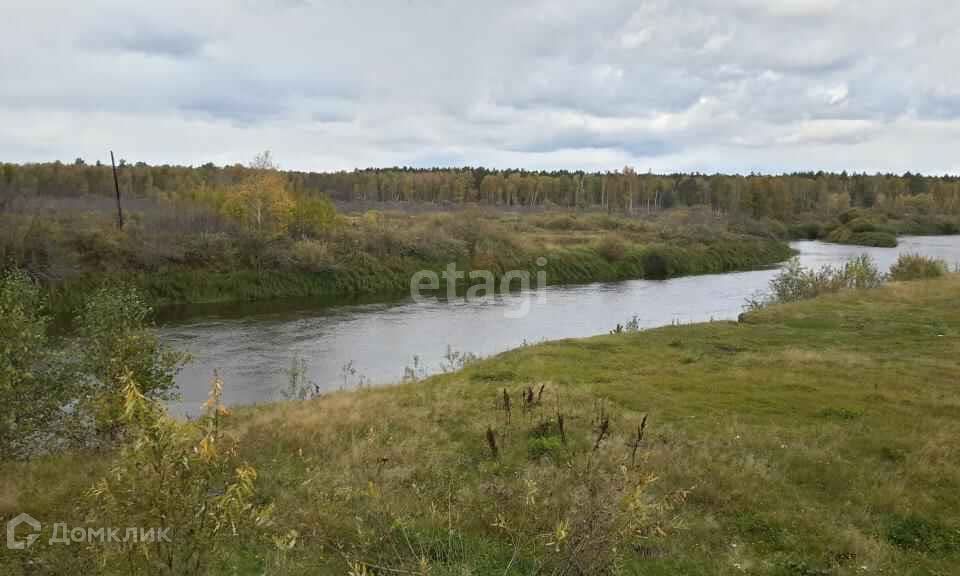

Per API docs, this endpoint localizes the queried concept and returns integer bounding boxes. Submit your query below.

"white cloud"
[809,84,850,106]
[777,119,876,145]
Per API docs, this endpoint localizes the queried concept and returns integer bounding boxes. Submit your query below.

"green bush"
[526,421,568,461]
[827,226,897,247]
[0,270,75,459]
[640,246,676,279]
[0,270,185,458]
[846,217,881,233]
[888,253,946,281]
[838,208,868,225]
[748,255,884,309]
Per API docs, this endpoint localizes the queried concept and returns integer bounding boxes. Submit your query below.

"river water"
[159,236,960,415]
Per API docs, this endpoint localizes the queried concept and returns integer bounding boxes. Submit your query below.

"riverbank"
[5,275,959,574]
[139,236,792,304]
[29,209,794,322]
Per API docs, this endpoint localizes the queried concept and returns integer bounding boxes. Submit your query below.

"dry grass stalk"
[593,415,610,452]
[523,386,535,414]
[502,388,511,425]
[485,426,498,459]
[629,414,648,466]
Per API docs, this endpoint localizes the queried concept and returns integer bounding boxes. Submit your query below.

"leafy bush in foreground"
[888,253,947,281]
[89,374,270,575]
[77,284,184,443]
[0,270,184,459]
[0,270,75,459]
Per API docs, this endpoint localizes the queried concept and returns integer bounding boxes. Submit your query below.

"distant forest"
[2,160,960,221]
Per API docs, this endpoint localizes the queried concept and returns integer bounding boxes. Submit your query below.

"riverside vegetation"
[2,254,958,574]
[4,154,960,319]
[2,196,794,321]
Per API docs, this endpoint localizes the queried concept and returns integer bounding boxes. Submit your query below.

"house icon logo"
[6,513,41,550]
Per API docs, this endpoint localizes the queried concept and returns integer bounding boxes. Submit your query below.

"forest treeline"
[3,159,960,221]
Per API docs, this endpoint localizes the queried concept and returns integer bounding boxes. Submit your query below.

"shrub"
[69,220,129,268]
[89,374,271,574]
[1,272,183,458]
[838,208,868,225]
[0,270,75,459]
[291,238,335,272]
[75,283,185,444]
[846,217,880,233]
[640,246,681,279]
[827,226,897,247]
[182,232,238,268]
[888,253,946,281]
[595,234,627,262]
[527,435,565,460]
[848,231,897,247]
[747,255,884,309]
[290,196,337,238]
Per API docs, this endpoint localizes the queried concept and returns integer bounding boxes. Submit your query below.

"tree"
[291,196,337,239]
[221,152,295,234]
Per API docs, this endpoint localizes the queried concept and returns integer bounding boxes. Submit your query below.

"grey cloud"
[509,127,672,157]
[108,28,206,59]
[180,95,286,124]
[310,108,354,124]
[2,0,960,173]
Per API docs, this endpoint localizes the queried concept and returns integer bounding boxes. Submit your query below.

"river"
[159,236,960,415]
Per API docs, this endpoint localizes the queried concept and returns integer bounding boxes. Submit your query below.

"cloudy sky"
[2,0,959,174]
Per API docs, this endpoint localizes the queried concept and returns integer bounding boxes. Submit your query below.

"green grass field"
[4,276,960,574]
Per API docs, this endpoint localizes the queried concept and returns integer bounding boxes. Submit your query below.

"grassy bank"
[14,209,792,320]
[5,275,960,574]
[127,236,790,304]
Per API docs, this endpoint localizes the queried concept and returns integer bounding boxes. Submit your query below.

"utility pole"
[110,150,124,229]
